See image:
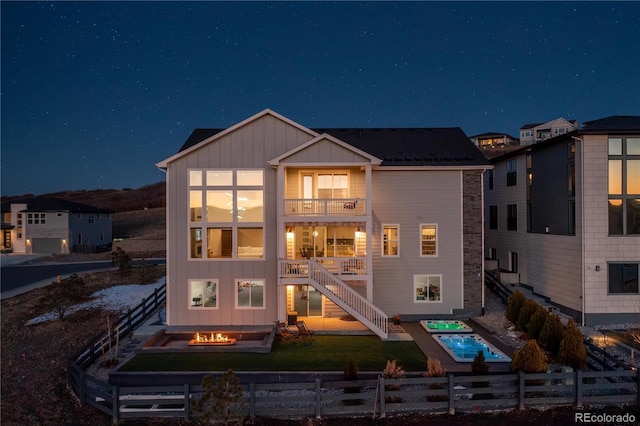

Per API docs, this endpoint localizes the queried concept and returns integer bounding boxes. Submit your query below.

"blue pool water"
[433,334,511,363]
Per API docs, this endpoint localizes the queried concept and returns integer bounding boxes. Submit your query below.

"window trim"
[419,224,438,257]
[235,278,266,309]
[188,279,219,309]
[382,224,400,257]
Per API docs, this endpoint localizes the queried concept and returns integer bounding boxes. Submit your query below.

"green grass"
[120,335,427,372]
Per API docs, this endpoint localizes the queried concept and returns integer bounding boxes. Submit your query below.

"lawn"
[119,335,427,372]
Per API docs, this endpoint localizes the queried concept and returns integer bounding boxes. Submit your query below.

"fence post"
[315,378,322,418]
[518,371,525,410]
[379,377,386,418]
[448,373,455,415]
[184,383,190,420]
[575,369,583,409]
[112,385,120,424]
[249,383,256,420]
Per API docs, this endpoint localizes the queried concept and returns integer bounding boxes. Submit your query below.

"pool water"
[433,334,511,363]
[420,320,473,333]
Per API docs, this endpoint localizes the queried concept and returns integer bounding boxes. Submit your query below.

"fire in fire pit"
[189,332,237,346]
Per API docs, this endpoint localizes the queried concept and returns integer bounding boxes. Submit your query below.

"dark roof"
[520,122,544,130]
[581,115,640,133]
[469,132,518,140]
[179,127,490,167]
[1,197,110,214]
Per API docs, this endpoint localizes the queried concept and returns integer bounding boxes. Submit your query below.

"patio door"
[293,285,322,316]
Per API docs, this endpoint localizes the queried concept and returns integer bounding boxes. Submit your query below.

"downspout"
[572,136,586,326]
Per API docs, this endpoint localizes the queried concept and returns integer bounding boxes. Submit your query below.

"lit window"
[236,279,264,308]
[420,225,437,256]
[189,280,218,308]
[414,274,441,303]
[608,137,640,235]
[382,225,399,256]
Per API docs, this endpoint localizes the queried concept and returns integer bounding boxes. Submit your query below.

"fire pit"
[188,332,237,346]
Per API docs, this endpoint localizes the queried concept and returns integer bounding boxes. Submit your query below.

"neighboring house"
[156,109,491,338]
[0,198,112,254]
[469,132,519,149]
[519,117,579,146]
[485,115,640,326]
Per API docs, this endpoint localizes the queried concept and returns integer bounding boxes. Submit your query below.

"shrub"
[471,350,492,400]
[526,305,550,340]
[558,319,587,370]
[343,360,362,404]
[506,290,526,323]
[383,360,405,403]
[425,358,447,402]
[41,273,86,320]
[539,313,564,355]
[516,298,539,332]
[510,340,548,374]
[111,247,131,272]
[191,370,244,424]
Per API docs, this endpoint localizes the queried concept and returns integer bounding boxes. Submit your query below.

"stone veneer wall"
[461,170,484,316]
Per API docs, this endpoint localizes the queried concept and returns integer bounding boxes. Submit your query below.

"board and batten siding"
[164,114,316,326]
[370,169,464,316]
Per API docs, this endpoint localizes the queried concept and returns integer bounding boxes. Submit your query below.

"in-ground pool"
[420,320,473,333]
[433,334,511,363]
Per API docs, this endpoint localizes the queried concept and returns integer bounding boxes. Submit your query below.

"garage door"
[32,238,61,254]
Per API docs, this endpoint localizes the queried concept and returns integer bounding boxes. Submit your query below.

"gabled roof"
[1,197,110,214]
[581,115,640,133]
[469,132,518,140]
[519,118,578,130]
[268,133,382,166]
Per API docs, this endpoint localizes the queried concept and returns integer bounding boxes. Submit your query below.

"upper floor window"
[507,204,518,231]
[317,173,348,199]
[506,159,517,186]
[88,214,95,224]
[608,137,640,235]
[382,225,399,256]
[489,206,498,230]
[420,224,437,256]
[488,169,494,190]
[608,263,638,294]
[189,169,264,259]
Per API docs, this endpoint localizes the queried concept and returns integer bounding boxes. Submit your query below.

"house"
[485,115,640,326]
[156,109,492,338]
[469,132,519,149]
[519,117,579,146]
[0,198,112,254]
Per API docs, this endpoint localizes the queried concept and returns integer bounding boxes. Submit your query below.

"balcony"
[284,198,366,217]
[279,257,367,278]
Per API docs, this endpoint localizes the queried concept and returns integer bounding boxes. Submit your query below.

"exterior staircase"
[307,260,388,339]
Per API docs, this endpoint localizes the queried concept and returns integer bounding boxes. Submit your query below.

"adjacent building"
[1,198,112,254]
[156,109,491,338]
[519,117,579,146]
[485,115,640,325]
[469,132,519,149]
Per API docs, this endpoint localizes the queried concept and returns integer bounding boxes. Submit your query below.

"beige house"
[519,117,579,146]
[157,109,491,338]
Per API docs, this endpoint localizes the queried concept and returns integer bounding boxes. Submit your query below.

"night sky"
[2,1,639,196]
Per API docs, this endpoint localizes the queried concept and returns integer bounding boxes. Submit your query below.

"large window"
[420,224,437,256]
[414,274,442,303]
[609,137,640,235]
[189,280,217,308]
[489,206,498,230]
[236,279,265,308]
[608,263,639,294]
[506,159,517,186]
[382,225,399,256]
[317,173,348,198]
[189,169,264,259]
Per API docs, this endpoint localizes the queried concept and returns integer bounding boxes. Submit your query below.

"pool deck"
[403,319,514,372]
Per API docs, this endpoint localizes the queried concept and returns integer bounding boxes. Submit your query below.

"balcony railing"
[284,198,365,216]
[279,257,367,278]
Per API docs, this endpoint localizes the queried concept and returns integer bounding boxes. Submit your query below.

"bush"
[191,370,244,424]
[516,298,539,332]
[111,247,131,272]
[526,305,550,340]
[510,340,548,374]
[558,319,587,370]
[41,273,86,320]
[471,350,492,400]
[425,358,447,402]
[343,360,362,404]
[506,290,526,323]
[539,313,564,355]
[383,360,405,403]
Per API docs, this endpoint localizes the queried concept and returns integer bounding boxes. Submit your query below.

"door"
[293,285,323,316]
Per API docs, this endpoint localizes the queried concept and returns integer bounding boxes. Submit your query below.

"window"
[506,159,517,186]
[27,213,32,224]
[608,263,639,294]
[568,142,576,159]
[608,137,640,235]
[420,224,437,256]
[382,225,399,256]
[88,214,95,224]
[507,204,518,231]
[488,248,497,260]
[568,163,575,197]
[190,280,218,308]
[510,251,519,273]
[568,201,576,235]
[414,274,442,303]
[489,206,498,229]
[236,279,264,308]
[488,169,494,190]
[317,173,348,198]
[189,169,264,259]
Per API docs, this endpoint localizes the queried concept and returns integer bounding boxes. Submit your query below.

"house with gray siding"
[485,115,640,326]
[1,198,112,254]
[157,109,491,338]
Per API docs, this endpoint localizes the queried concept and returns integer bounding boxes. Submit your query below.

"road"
[0,258,165,298]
